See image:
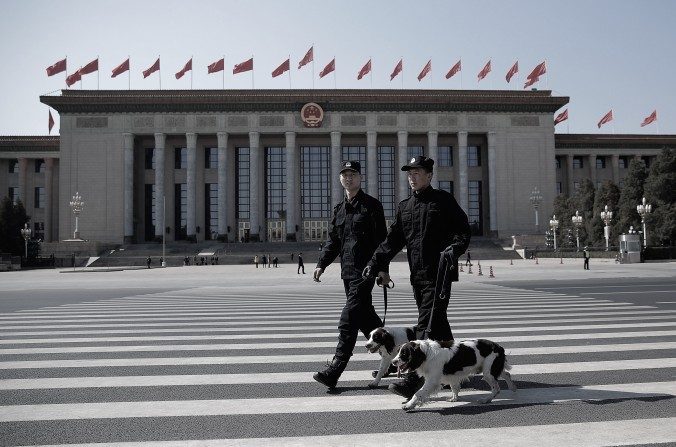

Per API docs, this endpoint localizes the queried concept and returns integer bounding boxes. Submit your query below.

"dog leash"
[376,276,395,325]
[422,251,454,340]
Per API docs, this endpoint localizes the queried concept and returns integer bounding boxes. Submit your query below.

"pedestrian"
[146,256,151,269]
[193,255,198,265]
[262,254,267,268]
[267,254,272,268]
[291,252,294,261]
[272,256,278,267]
[313,160,388,389]
[215,256,219,265]
[297,252,305,274]
[364,155,471,400]
[465,249,472,266]
[583,246,590,270]
[254,255,259,268]
[159,257,163,266]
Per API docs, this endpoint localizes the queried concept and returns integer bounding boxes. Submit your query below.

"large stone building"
[0,89,673,246]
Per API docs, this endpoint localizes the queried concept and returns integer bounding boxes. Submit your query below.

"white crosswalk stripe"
[1,282,674,446]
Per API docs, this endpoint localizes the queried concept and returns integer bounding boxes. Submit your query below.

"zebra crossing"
[0,282,675,446]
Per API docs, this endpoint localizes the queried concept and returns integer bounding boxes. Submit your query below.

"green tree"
[553,194,577,245]
[0,197,31,255]
[643,148,676,245]
[616,158,648,239]
[572,179,595,246]
[592,180,621,247]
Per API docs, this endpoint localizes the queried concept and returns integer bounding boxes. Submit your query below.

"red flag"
[477,60,491,81]
[640,110,657,127]
[143,58,160,78]
[357,59,371,80]
[319,58,335,78]
[506,61,518,83]
[207,58,224,74]
[79,58,99,75]
[65,69,81,87]
[390,59,403,81]
[175,58,192,80]
[597,110,613,128]
[445,60,461,79]
[554,109,568,125]
[523,76,539,89]
[298,46,313,69]
[48,110,54,134]
[526,61,546,80]
[417,60,431,82]
[233,57,254,74]
[111,58,130,78]
[272,58,290,77]
[46,58,67,76]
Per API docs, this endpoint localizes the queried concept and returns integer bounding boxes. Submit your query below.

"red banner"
[417,60,431,81]
[478,60,491,81]
[357,59,371,80]
[390,59,403,81]
[65,70,81,87]
[597,110,613,128]
[640,110,657,127]
[506,61,518,83]
[48,110,54,134]
[445,60,461,79]
[111,58,130,78]
[79,58,99,75]
[233,58,254,74]
[207,58,224,74]
[554,109,568,125]
[298,47,313,69]
[175,58,192,79]
[319,58,335,78]
[46,58,67,76]
[143,58,160,78]
[272,58,290,77]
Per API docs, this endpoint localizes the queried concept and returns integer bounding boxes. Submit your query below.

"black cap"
[340,160,361,174]
[401,155,434,172]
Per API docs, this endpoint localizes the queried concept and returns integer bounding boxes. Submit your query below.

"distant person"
[465,249,472,266]
[146,256,151,269]
[272,256,278,268]
[298,252,305,274]
[267,254,272,268]
[583,247,590,270]
[262,255,268,268]
[291,253,294,261]
[254,255,259,268]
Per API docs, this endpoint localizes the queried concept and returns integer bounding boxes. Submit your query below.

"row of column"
[564,153,640,194]
[123,130,493,242]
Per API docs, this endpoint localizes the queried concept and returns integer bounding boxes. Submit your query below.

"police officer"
[312,160,388,389]
[364,155,471,399]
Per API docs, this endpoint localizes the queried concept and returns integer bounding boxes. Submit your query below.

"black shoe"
[372,364,398,378]
[388,372,424,399]
[313,357,348,389]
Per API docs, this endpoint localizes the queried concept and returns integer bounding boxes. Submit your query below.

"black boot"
[313,357,348,389]
[388,371,424,399]
[371,364,398,378]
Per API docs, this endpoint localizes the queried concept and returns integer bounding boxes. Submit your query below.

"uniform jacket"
[368,186,471,284]
[317,189,387,279]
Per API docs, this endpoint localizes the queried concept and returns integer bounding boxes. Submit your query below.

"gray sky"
[1,0,674,135]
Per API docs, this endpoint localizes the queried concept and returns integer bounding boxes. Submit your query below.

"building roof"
[40,89,569,114]
[0,136,60,152]
[555,134,676,149]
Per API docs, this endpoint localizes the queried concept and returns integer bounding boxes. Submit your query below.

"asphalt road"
[0,264,674,446]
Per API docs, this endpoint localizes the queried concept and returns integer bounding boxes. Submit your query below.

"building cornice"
[0,136,60,152]
[555,133,676,150]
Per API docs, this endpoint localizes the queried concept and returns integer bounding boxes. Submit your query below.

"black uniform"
[317,188,388,360]
[368,185,471,341]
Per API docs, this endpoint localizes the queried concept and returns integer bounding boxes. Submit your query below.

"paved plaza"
[0,259,675,445]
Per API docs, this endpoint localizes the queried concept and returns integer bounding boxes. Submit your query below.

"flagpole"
[545,59,549,90]
[430,60,433,89]
[312,43,315,89]
[97,55,100,90]
[401,57,404,90]
[158,56,161,90]
[288,55,292,89]
[460,59,463,89]
[64,55,68,85]
[128,55,131,90]
[222,55,225,89]
[370,56,373,89]
[251,55,255,89]
[333,57,336,89]
[191,56,193,90]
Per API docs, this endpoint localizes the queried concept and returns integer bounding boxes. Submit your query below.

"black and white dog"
[392,339,517,411]
[364,326,416,388]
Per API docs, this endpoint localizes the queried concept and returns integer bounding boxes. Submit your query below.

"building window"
[619,156,627,169]
[438,180,453,195]
[439,146,453,167]
[33,222,44,241]
[407,146,424,162]
[301,146,331,219]
[342,146,367,185]
[174,183,187,240]
[35,159,45,173]
[574,181,581,191]
[467,146,481,167]
[266,147,287,221]
[596,157,606,169]
[145,148,155,170]
[556,182,562,195]
[573,157,583,169]
[205,147,218,169]
[8,159,19,173]
[236,147,250,220]
[8,187,19,204]
[378,146,396,219]
[468,180,482,235]
[205,184,218,240]
[555,157,561,169]
[174,147,187,169]
[34,187,45,209]
[144,184,156,241]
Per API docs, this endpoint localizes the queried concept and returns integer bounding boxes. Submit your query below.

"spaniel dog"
[364,326,416,388]
[392,339,517,411]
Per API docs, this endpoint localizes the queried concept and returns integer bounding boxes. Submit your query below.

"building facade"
[1,89,673,246]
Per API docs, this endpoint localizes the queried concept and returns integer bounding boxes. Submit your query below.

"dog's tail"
[490,344,510,377]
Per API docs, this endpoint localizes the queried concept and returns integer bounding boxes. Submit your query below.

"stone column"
[487,131,497,233]
[249,131,261,242]
[457,131,468,213]
[123,133,134,244]
[397,130,408,202]
[285,131,298,241]
[366,130,378,198]
[217,132,228,240]
[611,154,620,185]
[588,154,597,187]
[566,154,574,195]
[427,131,439,189]
[331,131,342,207]
[154,133,166,238]
[18,158,28,206]
[186,132,197,239]
[45,158,55,242]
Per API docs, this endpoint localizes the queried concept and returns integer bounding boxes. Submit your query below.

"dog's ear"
[383,331,395,354]
[409,344,427,370]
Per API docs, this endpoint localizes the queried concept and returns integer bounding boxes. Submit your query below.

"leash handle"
[423,252,453,340]
[376,277,394,326]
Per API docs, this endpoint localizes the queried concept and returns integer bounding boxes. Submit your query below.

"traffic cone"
[478,264,483,276]
[510,258,513,265]
[468,264,473,274]
[460,264,464,272]
[560,255,564,264]
[489,266,495,278]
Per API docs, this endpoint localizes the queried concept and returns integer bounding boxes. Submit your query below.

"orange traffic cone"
[489,266,495,278]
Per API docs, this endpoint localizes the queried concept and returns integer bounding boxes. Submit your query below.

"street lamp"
[69,192,85,240]
[549,214,559,251]
[529,187,543,232]
[600,204,613,251]
[20,223,31,258]
[636,197,652,247]
[571,210,584,251]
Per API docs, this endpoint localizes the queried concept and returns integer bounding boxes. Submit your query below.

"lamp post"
[529,187,543,232]
[571,210,583,251]
[600,204,613,251]
[636,197,652,247]
[69,192,85,240]
[20,223,31,259]
[549,215,559,251]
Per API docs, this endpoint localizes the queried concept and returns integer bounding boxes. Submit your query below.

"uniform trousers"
[412,280,454,341]
[335,277,383,361]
